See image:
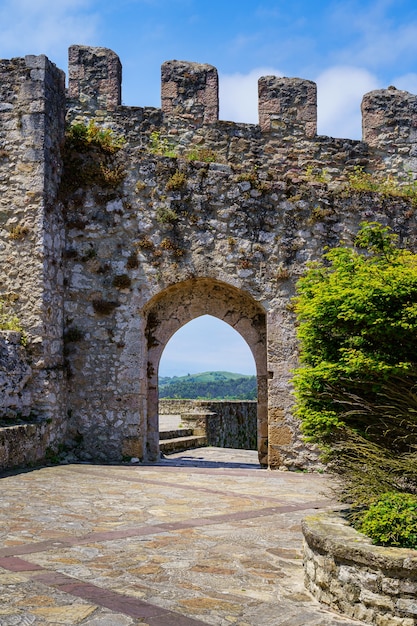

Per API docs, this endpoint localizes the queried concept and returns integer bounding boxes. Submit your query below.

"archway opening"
[159,314,256,378]
[158,315,257,442]
[144,278,267,465]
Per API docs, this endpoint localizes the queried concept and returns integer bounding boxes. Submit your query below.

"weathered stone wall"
[0,422,58,470]
[1,44,417,469]
[0,331,32,419]
[302,513,417,625]
[0,54,67,461]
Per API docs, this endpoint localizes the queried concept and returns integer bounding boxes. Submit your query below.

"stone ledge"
[0,421,53,469]
[302,512,417,625]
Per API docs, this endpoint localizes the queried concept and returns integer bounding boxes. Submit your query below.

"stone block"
[360,589,394,611]
[122,436,143,460]
[396,598,417,616]
[268,424,292,446]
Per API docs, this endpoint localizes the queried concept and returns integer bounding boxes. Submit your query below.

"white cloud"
[0,0,99,67]
[316,66,380,140]
[219,67,283,124]
[391,73,417,96]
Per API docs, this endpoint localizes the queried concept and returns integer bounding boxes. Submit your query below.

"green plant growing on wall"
[135,180,147,192]
[304,165,329,184]
[156,206,179,224]
[63,121,126,193]
[135,236,154,251]
[187,147,217,163]
[148,131,177,158]
[66,120,125,154]
[292,222,417,546]
[347,166,417,205]
[0,297,26,345]
[236,169,269,193]
[160,238,184,257]
[9,224,30,240]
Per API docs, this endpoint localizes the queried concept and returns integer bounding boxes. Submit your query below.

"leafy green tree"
[292,222,417,518]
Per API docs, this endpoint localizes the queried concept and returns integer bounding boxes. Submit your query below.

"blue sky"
[1,0,416,376]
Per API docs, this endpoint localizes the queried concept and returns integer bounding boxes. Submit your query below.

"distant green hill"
[159,371,257,400]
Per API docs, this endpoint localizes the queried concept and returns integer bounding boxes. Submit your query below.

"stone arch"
[143,278,267,464]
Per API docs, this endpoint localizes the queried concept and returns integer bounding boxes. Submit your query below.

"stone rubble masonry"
[302,513,417,625]
[1,44,417,469]
[258,76,317,137]
[68,45,122,112]
[0,53,67,463]
[0,332,31,417]
[161,59,219,125]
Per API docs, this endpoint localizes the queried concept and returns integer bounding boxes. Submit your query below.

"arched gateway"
[1,45,416,470]
[144,278,267,464]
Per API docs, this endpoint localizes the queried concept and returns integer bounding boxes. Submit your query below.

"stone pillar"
[161,60,219,125]
[68,45,122,111]
[258,76,317,137]
[362,88,417,172]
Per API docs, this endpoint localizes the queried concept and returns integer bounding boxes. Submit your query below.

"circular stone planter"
[302,512,417,625]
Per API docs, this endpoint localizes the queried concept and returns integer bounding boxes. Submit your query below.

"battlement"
[66,45,417,152]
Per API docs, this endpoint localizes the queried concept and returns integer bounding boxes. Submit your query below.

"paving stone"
[0,449,366,625]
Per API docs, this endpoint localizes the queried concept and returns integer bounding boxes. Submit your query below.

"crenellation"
[161,59,219,125]
[362,87,417,175]
[258,76,317,137]
[68,45,122,112]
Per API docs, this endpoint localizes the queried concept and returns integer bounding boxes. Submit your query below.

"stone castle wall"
[1,45,417,468]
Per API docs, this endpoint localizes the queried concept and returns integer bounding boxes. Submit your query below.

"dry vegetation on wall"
[62,121,126,194]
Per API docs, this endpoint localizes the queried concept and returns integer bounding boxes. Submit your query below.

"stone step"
[159,428,194,440]
[159,435,207,455]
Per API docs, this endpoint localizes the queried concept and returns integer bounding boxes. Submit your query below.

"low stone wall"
[0,421,58,470]
[302,512,417,625]
[159,399,257,450]
[159,399,198,416]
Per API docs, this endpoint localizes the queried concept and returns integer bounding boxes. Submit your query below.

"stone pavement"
[0,448,367,626]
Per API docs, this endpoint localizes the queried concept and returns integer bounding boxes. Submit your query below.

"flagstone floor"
[0,448,366,625]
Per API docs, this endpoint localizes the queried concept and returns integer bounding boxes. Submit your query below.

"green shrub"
[66,120,125,154]
[358,492,417,549]
[148,131,177,158]
[292,222,417,524]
